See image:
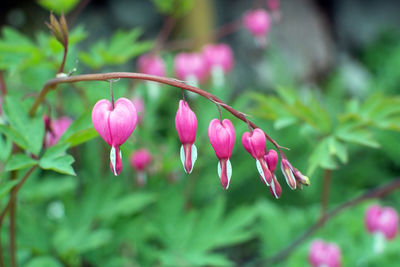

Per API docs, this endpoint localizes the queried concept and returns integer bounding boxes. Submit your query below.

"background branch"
[249,177,400,266]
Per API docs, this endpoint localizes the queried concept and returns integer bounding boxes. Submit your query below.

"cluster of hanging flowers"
[90,90,309,199]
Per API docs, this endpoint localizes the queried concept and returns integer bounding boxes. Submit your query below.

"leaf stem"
[0,166,37,267]
[321,169,332,218]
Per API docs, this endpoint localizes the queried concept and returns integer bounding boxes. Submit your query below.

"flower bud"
[175,100,197,174]
[92,98,137,176]
[280,158,297,190]
[208,119,235,189]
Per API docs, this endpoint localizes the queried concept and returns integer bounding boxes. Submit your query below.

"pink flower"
[243,9,271,37]
[44,116,73,147]
[130,149,152,171]
[202,44,234,74]
[137,54,166,77]
[264,149,282,198]
[242,128,273,186]
[92,98,137,176]
[174,52,208,83]
[208,119,235,189]
[175,100,197,174]
[365,204,398,240]
[130,148,152,187]
[309,239,342,267]
[267,0,280,11]
[132,97,145,124]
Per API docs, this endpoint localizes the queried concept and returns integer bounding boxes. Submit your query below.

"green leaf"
[327,136,348,164]
[2,96,44,155]
[37,0,80,15]
[25,256,63,267]
[58,112,98,147]
[308,138,338,175]
[336,125,380,148]
[5,154,37,171]
[0,180,19,199]
[0,124,29,151]
[99,193,155,221]
[79,29,153,69]
[39,143,75,176]
[151,0,195,17]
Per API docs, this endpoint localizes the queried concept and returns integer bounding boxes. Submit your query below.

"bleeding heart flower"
[366,204,398,239]
[175,100,197,174]
[203,43,234,74]
[242,128,273,186]
[208,119,235,190]
[309,239,342,267]
[243,9,271,37]
[130,148,152,186]
[137,54,166,77]
[264,149,281,198]
[92,98,137,176]
[44,116,73,147]
[174,52,208,85]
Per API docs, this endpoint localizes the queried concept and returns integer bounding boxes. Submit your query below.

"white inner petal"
[226,159,232,189]
[256,159,269,186]
[180,145,186,172]
[190,144,197,174]
[110,146,117,176]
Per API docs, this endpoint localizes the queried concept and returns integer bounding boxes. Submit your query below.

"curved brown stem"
[28,72,283,152]
[58,45,68,74]
[0,166,37,227]
[0,166,37,267]
[320,169,332,218]
[248,177,400,266]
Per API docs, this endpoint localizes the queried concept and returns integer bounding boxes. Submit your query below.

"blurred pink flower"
[365,204,399,240]
[130,149,152,171]
[132,97,145,124]
[208,118,235,189]
[137,54,166,77]
[309,239,342,267]
[202,43,234,74]
[44,116,73,147]
[92,98,137,176]
[174,52,208,83]
[175,100,197,174]
[267,0,280,11]
[243,9,271,37]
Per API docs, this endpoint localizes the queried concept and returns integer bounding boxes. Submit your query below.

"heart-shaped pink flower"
[242,128,273,186]
[92,98,137,176]
[208,118,235,190]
